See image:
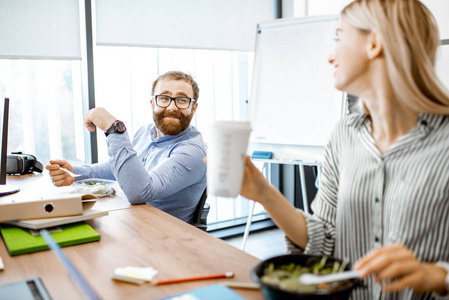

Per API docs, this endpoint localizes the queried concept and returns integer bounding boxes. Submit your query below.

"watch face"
[105,120,126,137]
[114,121,126,132]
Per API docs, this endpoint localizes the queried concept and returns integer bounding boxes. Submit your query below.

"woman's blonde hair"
[341,0,449,114]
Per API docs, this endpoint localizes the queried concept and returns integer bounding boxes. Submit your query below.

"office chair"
[190,188,209,231]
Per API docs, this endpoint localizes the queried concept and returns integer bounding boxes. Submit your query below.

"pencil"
[155,271,234,285]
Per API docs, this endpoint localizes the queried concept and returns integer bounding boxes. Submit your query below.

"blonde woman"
[241,0,449,298]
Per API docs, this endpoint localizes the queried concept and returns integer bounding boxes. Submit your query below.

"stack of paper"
[6,209,108,230]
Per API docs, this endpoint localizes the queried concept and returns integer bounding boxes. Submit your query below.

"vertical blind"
[0,0,81,60]
[95,0,276,51]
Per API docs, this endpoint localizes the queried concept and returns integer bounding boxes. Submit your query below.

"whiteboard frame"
[248,15,346,162]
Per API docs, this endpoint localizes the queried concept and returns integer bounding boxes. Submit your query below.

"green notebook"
[0,222,100,256]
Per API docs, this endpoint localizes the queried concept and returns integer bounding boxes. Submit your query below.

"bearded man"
[46,71,207,223]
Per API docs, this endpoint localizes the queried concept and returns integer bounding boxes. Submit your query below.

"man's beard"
[153,110,193,136]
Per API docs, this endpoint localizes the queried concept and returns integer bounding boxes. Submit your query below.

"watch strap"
[105,120,126,137]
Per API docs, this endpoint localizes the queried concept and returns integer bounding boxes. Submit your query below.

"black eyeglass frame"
[154,95,197,109]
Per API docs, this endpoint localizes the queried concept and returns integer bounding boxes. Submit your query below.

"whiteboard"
[248,15,346,160]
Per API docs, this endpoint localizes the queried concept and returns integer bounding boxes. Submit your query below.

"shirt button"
[375,198,379,203]
[375,236,380,242]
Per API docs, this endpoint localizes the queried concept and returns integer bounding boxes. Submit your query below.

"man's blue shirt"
[73,125,207,223]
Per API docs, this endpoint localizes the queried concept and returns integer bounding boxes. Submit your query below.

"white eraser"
[112,268,146,285]
[111,267,158,285]
[0,256,4,271]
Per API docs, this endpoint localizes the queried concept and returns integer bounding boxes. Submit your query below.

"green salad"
[261,256,350,293]
[73,179,116,197]
[82,181,107,186]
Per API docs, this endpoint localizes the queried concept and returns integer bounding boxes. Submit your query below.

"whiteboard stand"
[240,159,321,251]
[298,165,309,214]
[240,160,319,251]
[240,162,269,251]
[240,200,256,251]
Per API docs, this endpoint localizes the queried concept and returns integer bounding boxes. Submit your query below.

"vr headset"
[6,152,44,175]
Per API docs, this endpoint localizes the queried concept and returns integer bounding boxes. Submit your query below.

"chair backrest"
[191,188,209,230]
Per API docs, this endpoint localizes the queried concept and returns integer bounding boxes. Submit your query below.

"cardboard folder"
[0,194,86,223]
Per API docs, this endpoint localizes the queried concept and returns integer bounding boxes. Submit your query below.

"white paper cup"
[207,121,252,198]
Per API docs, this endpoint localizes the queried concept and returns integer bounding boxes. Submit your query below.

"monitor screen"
[0,98,20,195]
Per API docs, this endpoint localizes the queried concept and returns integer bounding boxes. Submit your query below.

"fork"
[298,270,361,285]
[60,167,82,177]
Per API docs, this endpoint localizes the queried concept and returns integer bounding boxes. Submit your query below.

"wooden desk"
[0,177,263,299]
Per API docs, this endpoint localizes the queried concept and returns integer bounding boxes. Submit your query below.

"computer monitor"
[0,98,20,196]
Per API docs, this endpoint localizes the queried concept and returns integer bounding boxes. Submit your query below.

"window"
[0,59,85,165]
[292,0,351,17]
[93,46,263,223]
[94,47,254,161]
[2,1,274,230]
[0,0,83,166]
[290,1,449,92]
[436,44,449,90]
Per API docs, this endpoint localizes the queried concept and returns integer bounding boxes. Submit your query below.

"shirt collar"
[348,111,446,134]
[347,112,369,129]
[417,112,445,134]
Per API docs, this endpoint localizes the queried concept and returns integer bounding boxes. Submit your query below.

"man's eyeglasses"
[154,95,196,109]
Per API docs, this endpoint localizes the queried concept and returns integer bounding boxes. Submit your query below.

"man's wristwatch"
[436,261,449,294]
[105,120,126,137]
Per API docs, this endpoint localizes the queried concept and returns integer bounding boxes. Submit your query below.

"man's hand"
[83,107,117,132]
[45,160,75,187]
[355,243,447,295]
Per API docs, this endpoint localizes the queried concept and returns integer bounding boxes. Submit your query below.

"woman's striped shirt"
[296,112,449,299]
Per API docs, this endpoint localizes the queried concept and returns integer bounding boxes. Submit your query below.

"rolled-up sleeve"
[73,162,114,180]
[106,132,206,205]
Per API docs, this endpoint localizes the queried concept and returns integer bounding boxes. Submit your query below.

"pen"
[40,229,100,300]
[155,272,234,285]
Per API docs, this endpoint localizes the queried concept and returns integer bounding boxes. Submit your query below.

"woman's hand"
[239,156,274,204]
[355,243,447,295]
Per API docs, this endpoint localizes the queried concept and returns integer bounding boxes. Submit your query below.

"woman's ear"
[367,29,383,59]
